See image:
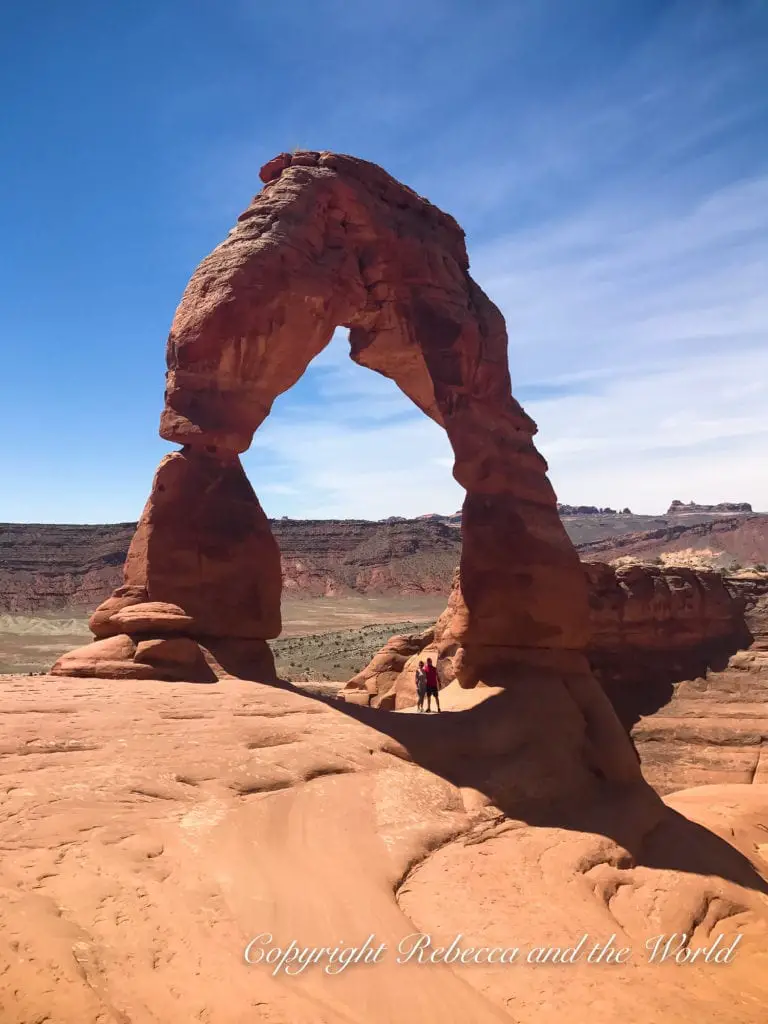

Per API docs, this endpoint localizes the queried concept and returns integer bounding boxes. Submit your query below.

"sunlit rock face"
[54,150,588,687]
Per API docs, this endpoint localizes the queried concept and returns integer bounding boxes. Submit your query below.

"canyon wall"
[577,514,768,567]
[0,518,461,613]
[4,511,767,614]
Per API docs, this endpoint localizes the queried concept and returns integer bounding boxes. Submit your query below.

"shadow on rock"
[288,671,768,899]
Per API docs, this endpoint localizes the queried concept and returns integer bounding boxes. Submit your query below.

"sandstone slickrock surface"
[2,673,768,1023]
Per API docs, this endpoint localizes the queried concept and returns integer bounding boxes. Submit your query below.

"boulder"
[106,602,194,635]
[50,635,157,680]
[88,585,147,638]
[134,637,216,683]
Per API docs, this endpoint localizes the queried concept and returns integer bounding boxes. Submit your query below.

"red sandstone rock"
[59,447,283,680]
[6,672,768,1022]
[156,150,588,675]
[345,563,755,711]
[105,602,195,635]
[54,152,588,684]
[118,448,282,640]
[90,448,282,642]
[51,633,276,685]
[133,637,215,683]
[50,635,159,680]
[344,627,435,701]
[89,585,148,638]
[200,637,278,683]
[726,573,768,649]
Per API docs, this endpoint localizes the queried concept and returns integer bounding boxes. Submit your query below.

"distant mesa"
[667,499,753,514]
[411,511,462,527]
[557,504,633,516]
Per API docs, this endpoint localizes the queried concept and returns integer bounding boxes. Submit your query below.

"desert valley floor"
[0,595,447,682]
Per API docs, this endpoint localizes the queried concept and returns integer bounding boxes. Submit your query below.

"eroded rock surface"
[345,566,768,799]
[344,563,753,709]
[2,674,768,1023]
[158,150,589,674]
[586,562,750,716]
[54,150,589,686]
[52,449,282,682]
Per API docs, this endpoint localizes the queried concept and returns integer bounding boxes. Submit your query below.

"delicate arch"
[53,152,588,684]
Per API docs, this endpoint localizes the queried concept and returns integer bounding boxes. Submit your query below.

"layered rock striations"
[577,514,768,567]
[7,510,767,615]
[585,562,750,685]
[0,522,133,613]
[0,518,461,612]
[276,516,460,595]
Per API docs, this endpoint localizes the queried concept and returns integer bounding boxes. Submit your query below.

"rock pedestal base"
[51,634,277,684]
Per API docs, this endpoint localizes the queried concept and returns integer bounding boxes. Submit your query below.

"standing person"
[415,660,427,712]
[424,657,441,713]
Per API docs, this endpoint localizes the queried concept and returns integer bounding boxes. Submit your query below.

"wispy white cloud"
[243,169,768,517]
[188,2,768,521]
[473,173,768,378]
[244,330,463,519]
[530,349,768,512]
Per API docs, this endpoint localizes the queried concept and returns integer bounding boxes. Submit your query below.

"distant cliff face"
[0,519,462,613]
[274,519,461,597]
[2,509,767,614]
[666,499,753,514]
[557,504,632,516]
[0,523,135,613]
[577,514,768,567]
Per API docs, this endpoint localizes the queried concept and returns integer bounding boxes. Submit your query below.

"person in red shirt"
[423,657,441,713]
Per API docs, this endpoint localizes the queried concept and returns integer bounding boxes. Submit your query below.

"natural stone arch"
[52,151,588,686]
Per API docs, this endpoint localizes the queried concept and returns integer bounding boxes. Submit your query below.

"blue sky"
[1,0,766,522]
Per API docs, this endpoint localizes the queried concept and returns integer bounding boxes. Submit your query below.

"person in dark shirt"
[415,660,427,712]
[424,657,441,713]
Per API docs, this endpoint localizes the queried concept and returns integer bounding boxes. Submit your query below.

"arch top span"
[52,151,591,687]
[159,150,538,493]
